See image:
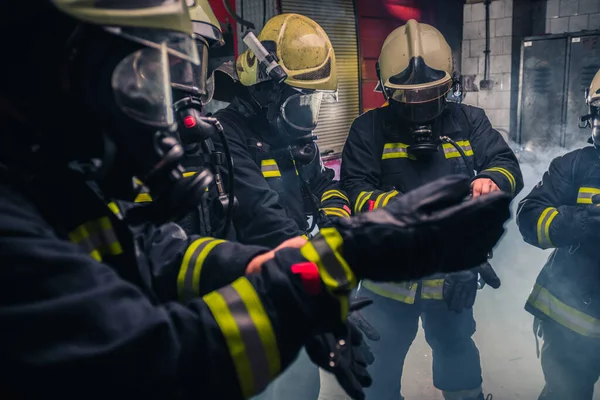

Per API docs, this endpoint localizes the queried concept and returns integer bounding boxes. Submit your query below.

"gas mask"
[579,88,600,151]
[388,97,447,158]
[67,25,213,224]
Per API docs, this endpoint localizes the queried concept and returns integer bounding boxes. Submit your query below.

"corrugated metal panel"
[280,0,360,155]
[235,0,279,54]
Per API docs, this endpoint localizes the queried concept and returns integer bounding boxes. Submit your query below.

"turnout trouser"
[537,318,600,400]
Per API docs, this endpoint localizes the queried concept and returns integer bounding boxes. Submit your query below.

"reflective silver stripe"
[577,187,600,204]
[536,207,559,249]
[261,164,279,172]
[381,143,409,160]
[527,284,600,338]
[362,280,417,304]
[421,279,444,300]
[219,285,272,392]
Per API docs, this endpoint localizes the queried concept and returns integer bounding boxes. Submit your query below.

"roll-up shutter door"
[280,0,360,155]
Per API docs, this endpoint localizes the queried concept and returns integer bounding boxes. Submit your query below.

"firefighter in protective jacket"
[517,68,600,400]
[206,14,352,248]
[0,2,512,398]
[340,20,523,400]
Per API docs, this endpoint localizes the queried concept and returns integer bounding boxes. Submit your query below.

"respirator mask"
[68,25,214,225]
[580,87,600,151]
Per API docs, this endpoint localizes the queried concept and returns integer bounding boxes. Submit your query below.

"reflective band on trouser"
[421,279,444,300]
[382,142,409,160]
[178,237,226,302]
[362,280,418,304]
[321,189,349,204]
[527,283,600,338]
[68,217,123,261]
[442,140,474,159]
[204,277,281,398]
[442,387,483,400]
[321,207,350,218]
[373,190,399,210]
[261,159,281,178]
[577,187,600,204]
[354,191,373,213]
[483,167,517,194]
[536,207,559,249]
[300,227,357,320]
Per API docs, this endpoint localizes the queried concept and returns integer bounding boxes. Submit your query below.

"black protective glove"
[443,261,501,313]
[336,175,511,283]
[306,299,374,400]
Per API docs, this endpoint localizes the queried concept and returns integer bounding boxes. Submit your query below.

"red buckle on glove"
[291,262,321,295]
[367,200,375,211]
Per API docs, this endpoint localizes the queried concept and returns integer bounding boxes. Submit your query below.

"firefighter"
[339,20,523,400]
[205,13,352,249]
[0,2,512,398]
[517,68,600,400]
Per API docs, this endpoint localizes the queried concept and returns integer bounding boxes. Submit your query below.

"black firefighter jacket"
[517,146,600,338]
[0,163,334,399]
[341,102,523,304]
[213,98,351,244]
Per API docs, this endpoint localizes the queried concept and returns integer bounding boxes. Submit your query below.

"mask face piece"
[407,124,439,158]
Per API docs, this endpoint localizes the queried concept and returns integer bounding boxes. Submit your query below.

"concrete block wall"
[545,0,600,34]
[462,0,514,138]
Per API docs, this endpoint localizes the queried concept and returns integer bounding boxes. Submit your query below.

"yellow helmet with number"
[236,13,337,92]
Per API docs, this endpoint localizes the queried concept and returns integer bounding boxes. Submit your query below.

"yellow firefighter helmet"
[378,19,453,104]
[236,13,337,92]
[188,0,225,47]
[588,69,600,107]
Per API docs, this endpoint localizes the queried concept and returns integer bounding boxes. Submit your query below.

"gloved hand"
[306,299,374,400]
[443,261,501,313]
[334,175,511,283]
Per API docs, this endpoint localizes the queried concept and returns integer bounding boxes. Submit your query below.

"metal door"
[565,34,600,149]
[518,37,567,149]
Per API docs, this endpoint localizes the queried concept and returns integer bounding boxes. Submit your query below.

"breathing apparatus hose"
[212,118,235,239]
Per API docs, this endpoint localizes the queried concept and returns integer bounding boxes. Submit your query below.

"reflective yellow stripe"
[442,140,474,159]
[321,208,350,218]
[421,279,444,300]
[577,187,600,204]
[178,238,225,301]
[300,228,357,320]
[68,216,123,261]
[107,202,123,219]
[355,191,373,213]
[373,190,399,210]
[382,143,409,159]
[135,192,153,203]
[204,277,281,397]
[321,189,350,204]
[261,159,281,178]
[183,171,197,178]
[527,284,600,337]
[362,280,418,304]
[536,207,559,249]
[484,167,516,194]
[301,234,309,240]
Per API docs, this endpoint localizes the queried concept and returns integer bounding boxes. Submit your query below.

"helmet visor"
[112,42,174,128]
[384,78,453,104]
[170,38,209,97]
[281,91,337,132]
[52,0,199,64]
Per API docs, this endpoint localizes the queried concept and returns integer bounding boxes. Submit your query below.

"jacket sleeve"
[0,185,332,399]
[213,120,304,248]
[138,222,269,301]
[300,149,352,219]
[340,111,400,214]
[516,150,587,249]
[466,106,524,197]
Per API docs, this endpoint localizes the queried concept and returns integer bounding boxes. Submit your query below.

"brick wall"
[545,0,600,34]
[462,0,514,140]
